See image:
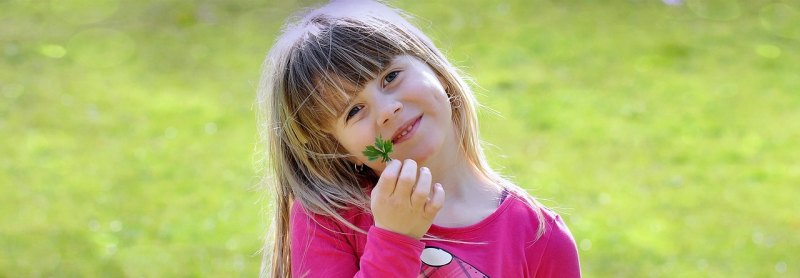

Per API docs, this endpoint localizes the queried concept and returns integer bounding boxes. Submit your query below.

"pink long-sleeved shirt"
[290,191,581,277]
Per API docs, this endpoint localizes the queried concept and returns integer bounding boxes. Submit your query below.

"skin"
[330,55,501,239]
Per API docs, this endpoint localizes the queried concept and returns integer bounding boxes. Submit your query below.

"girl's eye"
[383,71,400,86]
[346,105,363,121]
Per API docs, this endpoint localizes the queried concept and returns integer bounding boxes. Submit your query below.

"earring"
[354,163,365,172]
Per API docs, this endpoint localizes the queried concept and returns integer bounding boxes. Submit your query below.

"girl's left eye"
[383,71,400,86]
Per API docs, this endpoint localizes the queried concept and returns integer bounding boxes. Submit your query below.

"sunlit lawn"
[1,0,798,276]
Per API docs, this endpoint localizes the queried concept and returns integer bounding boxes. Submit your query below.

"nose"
[376,98,402,127]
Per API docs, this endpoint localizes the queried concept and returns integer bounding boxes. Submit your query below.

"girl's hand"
[370,159,445,239]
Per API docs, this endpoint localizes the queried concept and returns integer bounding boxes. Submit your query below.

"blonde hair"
[256,1,545,277]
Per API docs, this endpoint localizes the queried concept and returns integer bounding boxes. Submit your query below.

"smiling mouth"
[391,115,422,144]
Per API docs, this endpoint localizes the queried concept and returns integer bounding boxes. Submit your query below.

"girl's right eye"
[345,105,363,121]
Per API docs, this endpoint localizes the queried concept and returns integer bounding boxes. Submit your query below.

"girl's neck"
[422,132,503,227]
[428,154,497,198]
[428,155,504,227]
[424,128,500,199]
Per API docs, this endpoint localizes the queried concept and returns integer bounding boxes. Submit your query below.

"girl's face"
[329,55,453,173]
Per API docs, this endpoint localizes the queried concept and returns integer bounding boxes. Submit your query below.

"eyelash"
[383,70,400,86]
[344,70,401,122]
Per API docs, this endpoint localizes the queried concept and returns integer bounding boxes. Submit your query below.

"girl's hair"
[256,1,545,277]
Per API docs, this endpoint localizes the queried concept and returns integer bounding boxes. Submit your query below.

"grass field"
[1,0,798,276]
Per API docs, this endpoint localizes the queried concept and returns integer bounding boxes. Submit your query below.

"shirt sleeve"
[290,202,426,278]
[535,212,582,278]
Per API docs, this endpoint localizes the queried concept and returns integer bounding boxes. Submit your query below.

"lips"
[391,115,422,144]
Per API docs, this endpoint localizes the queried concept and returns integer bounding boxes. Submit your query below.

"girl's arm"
[290,202,425,277]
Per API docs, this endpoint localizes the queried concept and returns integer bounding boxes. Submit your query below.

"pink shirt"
[291,192,581,277]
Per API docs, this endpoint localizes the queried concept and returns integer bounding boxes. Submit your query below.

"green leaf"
[362,145,381,161]
[374,137,384,151]
[362,135,393,163]
[383,137,393,153]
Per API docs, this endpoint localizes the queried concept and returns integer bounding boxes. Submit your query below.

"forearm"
[291,201,425,277]
[356,226,425,277]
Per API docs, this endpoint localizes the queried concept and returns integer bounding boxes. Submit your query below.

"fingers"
[411,167,432,207]
[424,183,445,217]
[370,158,444,238]
[374,159,441,219]
[393,159,417,199]
[372,159,402,200]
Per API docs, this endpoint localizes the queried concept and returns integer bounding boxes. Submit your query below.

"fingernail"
[420,167,428,173]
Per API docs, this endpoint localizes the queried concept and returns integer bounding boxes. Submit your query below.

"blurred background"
[1,0,797,276]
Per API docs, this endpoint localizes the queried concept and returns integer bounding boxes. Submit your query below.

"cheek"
[424,79,450,105]
[434,89,450,106]
[409,79,449,106]
[344,139,367,159]
[335,126,374,161]
[429,87,452,116]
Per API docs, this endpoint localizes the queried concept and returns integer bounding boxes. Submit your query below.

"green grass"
[2,0,798,276]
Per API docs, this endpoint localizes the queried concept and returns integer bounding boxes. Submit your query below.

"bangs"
[283,15,421,131]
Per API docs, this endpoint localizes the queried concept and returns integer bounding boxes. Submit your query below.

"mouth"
[391,115,422,145]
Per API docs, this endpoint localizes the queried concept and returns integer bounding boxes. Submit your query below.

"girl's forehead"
[321,55,407,92]
[390,55,421,66]
[318,71,367,97]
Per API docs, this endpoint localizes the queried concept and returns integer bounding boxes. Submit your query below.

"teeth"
[394,120,416,141]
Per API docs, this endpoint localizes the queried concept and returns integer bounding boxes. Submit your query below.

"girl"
[257,1,580,277]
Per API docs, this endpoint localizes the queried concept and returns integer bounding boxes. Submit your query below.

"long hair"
[256,1,546,277]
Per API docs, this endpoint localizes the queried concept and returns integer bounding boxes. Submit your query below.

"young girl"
[257,1,580,277]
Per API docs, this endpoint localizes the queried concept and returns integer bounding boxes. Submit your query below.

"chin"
[408,143,440,166]
[395,127,451,166]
